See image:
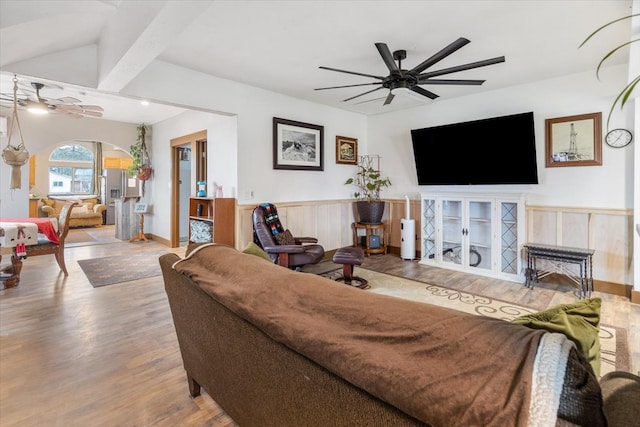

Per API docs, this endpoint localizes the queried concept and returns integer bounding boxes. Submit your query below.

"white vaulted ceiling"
[0,0,634,123]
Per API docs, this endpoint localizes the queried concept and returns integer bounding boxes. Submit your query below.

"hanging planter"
[128,124,152,195]
[136,165,153,181]
[2,75,30,190]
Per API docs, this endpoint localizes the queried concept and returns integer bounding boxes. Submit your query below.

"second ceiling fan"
[0,79,104,118]
[315,37,505,105]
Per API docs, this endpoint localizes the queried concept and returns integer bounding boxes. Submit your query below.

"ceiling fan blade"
[319,66,384,80]
[314,82,383,91]
[78,110,103,118]
[410,86,439,100]
[77,104,104,112]
[418,56,506,79]
[383,92,395,105]
[47,96,82,105]
[375,43,401,75]
[56,104,104,112]
[342,86,384,102]
[418,78,485,85]
[409,37,470,74]
[353,95,387,105]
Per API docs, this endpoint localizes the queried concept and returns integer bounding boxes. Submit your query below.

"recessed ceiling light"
[140,100,149,106]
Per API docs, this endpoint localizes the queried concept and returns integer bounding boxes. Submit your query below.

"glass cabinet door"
[500,201,518,275]
[441,199,463,266]
[467,200,492,271]
[422,199,436,262]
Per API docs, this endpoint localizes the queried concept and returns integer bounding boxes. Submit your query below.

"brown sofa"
[41,197,105,228]
[159,244,639,427]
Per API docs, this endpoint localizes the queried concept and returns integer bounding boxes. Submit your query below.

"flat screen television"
[411,112,538,185]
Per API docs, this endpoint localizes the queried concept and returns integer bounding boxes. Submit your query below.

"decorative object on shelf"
[336,135,358,165]
[545,112,602,168]
[579,13,639,130]
[604,128,633,148]
[345,155,391,224]
[273,117,324,171]
[2,75,29,190]
[196,180,207,197]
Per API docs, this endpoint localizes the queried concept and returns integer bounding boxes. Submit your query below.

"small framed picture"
[273,117,324,171]
[336,136,358,165]
[134,203,148,213]
[545,112,602,167]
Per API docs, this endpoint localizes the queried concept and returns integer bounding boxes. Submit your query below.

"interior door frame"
[170,130,207,247]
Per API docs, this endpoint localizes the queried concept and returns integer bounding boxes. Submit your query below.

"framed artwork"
[134,203,148,213]
[335,135,358,165]
[273,117,324,171]
[545,112,602,167]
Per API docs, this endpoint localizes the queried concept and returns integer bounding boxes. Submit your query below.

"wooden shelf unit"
[188,197,235,246]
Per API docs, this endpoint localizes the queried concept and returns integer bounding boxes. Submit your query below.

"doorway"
[170,130,207,248]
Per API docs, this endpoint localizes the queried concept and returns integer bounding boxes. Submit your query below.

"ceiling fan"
[315,38,505,105]
[0,80,104,119]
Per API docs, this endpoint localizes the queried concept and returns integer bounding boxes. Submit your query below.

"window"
[48,144,94,195]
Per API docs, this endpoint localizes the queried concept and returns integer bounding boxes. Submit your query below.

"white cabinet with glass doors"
[420,193,525,282]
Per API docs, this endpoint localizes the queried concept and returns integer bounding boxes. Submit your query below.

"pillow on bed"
[274,229,295,245]
[512,298,601,376]
[242,242,272,261]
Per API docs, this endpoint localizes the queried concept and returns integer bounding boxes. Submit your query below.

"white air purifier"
[401,196,416,260]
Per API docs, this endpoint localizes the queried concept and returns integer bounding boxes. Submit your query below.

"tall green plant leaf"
[580,13,639,130]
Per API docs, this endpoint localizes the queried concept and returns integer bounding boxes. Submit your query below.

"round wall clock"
[604,128,633,148]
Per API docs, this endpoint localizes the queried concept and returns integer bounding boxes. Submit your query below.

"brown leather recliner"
[252,203,324,269]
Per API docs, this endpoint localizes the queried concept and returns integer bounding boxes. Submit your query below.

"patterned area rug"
[321,268,630,376]
[78,251,168,287]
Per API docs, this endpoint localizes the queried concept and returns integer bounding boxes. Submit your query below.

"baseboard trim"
[631,290,640,305]
[150,234,169,246]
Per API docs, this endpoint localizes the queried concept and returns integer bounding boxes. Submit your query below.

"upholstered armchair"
[252,203,324,269]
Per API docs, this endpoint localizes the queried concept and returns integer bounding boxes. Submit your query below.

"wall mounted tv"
[411,112,539,185]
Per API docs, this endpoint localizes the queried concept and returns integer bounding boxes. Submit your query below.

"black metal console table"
[523,243,594,299]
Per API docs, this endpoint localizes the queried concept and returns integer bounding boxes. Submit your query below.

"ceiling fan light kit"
[316,37,505,106]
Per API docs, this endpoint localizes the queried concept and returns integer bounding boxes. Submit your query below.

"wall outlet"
[245,190,254,199]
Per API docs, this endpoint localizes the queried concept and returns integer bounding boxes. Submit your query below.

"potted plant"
[128,124,152,181]
[344,155,391,224]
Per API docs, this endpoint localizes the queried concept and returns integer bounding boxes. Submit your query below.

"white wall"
[368,65,634,210]
[123,60,369,206]
[0,114,138,217]
[149,108,238,239]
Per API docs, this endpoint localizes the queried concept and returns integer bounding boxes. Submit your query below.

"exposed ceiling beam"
[97,0,211,92]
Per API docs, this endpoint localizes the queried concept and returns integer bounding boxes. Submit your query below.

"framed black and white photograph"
[336,135,358,165]
[273,117,324,171]
[545,112,602,167]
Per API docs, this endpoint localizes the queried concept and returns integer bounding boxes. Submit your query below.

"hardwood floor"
[1,234,638,426]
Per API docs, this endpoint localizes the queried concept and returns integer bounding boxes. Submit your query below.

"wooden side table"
[352,222,387,256]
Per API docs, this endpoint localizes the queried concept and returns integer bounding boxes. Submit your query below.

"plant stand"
[130,213,148,243]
